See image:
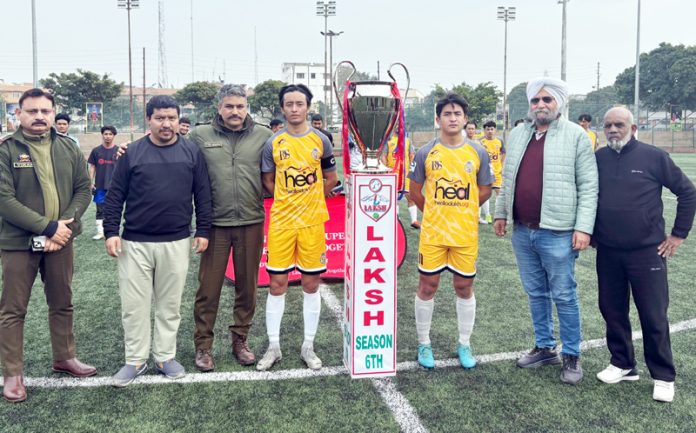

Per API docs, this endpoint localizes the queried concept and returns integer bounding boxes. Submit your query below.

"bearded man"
[593,107,696,402]
[493,78,598,385]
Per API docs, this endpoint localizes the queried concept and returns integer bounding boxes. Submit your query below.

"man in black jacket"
[593,107,696,403]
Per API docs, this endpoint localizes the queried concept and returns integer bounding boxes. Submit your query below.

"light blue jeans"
[511,224,581,357]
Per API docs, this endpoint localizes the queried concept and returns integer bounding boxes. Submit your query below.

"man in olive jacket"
[188,84,272,371]
[0,89,95,403]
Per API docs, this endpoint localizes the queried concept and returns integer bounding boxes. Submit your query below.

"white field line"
[3,309,695,396]
[319,285,429,433]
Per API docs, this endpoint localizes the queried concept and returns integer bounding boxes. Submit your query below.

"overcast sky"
[2,0,695,96]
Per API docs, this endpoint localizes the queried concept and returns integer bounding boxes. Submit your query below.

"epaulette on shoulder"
[56,132,77,143]
[0,135,10,145]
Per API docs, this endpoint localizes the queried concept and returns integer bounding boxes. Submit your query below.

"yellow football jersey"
[262,128,336,229]
[479,137,505,187]
[586,129,598,151]
[409,139,494,247]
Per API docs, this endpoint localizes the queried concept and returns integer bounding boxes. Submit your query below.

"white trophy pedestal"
[343,172,398,378]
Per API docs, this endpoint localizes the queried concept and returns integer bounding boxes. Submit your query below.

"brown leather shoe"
[195,349,215,372]
[3,376,27,403]
[52,358,97,378]
[411,221,421,229]
[231,333,256,366]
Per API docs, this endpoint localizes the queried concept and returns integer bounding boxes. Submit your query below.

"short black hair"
[179,116,191,125]
[146,95,180,118]
[270,119,283,128]
[514,118,525,126]
[483,120,497,129]
[101,125,117,135]
[578,114,592,122]
[464,121,477,129]
[435,92,469,117]
[19,88,55,108]
[311,114,323,122]
[55,113,71,123]
[278,84,313,107]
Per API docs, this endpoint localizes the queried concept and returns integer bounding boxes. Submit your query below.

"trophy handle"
[333,60,357,112]
[387,62,410,102]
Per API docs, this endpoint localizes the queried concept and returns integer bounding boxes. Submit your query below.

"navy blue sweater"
[103,136,212,242]
[594,138,696,249]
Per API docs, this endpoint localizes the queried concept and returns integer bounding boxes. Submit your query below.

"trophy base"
[352,166,392,174]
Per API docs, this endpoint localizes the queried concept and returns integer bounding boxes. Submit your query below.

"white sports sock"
[266,293,286,348]
[408,205,418,223]
[480,200,490,217]
[456,295,476,346]
[303,291,321,347]
[414,296,434,345]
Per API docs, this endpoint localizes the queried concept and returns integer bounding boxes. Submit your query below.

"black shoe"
[516,346,561,369]
[560,354,583,385]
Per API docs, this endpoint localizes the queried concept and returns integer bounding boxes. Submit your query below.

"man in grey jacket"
[188,85,272,371]
[493,78,598,385]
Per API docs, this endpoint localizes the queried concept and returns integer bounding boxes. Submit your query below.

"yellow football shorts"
[267,224,327,275]
[418,243,478,278]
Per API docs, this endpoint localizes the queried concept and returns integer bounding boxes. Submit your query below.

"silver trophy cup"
[334,61,410,173]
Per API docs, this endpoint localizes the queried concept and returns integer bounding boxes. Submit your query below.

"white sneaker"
[596,364,640,384]
[92,233,105,240]
[653,380,675,402]
[300,345,322,370]
[256,346,282,371]
[478,217,488,224]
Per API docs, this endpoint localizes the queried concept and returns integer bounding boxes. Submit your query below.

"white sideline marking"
[319,285,429,433]
[2,309,694,399]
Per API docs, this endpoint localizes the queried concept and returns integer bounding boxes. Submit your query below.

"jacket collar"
[12,126,57,146]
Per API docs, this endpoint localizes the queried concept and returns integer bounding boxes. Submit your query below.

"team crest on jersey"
[464,161,474,173]
[279,149,291,160]
[13,154,34,168]
[311,148,320,160]
[320,252,327,264]
[431,160,442,171]
[359,179,393,222]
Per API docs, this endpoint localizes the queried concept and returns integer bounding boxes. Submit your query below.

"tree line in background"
[28,42,695,132]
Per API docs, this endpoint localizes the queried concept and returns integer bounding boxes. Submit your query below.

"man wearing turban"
[493,78,598,385]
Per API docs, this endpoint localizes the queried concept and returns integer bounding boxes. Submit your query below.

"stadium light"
[117,0,139,140]
[497,6,516,138]
[316,1,337,122]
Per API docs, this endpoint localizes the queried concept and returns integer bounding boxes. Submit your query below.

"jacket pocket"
[595,207,652,248]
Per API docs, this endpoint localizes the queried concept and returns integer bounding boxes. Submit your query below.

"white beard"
[607,135,630,153]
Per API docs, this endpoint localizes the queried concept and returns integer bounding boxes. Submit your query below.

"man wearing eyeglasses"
[493,78,597,385]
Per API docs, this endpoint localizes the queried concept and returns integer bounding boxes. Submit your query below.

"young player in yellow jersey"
[258,84,338,371]
[409,93,494,370]
[385,123,421,229]
[578,114,598,151]
[464,121,479,142]
[479,120,506,224]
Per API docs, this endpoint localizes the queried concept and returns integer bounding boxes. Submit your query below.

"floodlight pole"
[322,30,343,128]
[498,6,515,139]
[634,0,641,126]
[118,0,138,140]
[316,1,336,121]
[31,0,38,87]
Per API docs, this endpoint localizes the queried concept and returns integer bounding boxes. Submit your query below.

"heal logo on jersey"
[359,179,393,222]
[283,165,318,189]
[434,177,470,201]
[279,149,291,160]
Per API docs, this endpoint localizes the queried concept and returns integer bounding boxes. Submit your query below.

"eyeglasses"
[530,96,554,104]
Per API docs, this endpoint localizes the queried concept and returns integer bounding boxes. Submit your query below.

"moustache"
[227,115,243,120]
[32,121,47,125]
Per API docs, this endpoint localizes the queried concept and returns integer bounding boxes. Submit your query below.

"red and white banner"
[343,173,398,378]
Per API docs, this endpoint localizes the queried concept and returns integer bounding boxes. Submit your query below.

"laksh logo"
[359,178,392,222]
